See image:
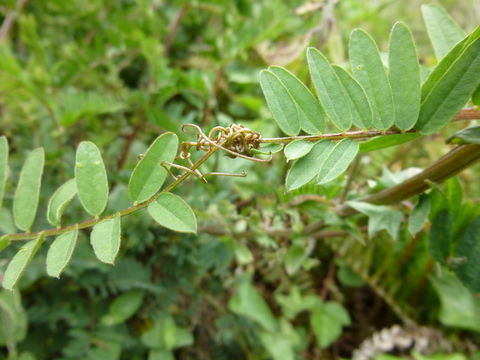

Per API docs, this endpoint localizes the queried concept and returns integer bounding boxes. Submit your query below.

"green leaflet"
[90,213,121,264]
[408,194,430,236]
[454,217,480,292]
[148,193,197,233]
[430,210,452,262]
[269,66,326,134]
[0,208,15,234]
[332,65,373,129]
[0,136,7,207]
[311,302,351,349]
[259,70,300,136]
[128,132,178,203]
[388,22,421,130]
[75,141,109,216]
[101,290,145,326]
[285,140,335,191]
[421,4,465,60]
[283,140,314,161]
[2,233,45,290]
[0,290,28,347]
[13,148,45,231]
[46,228,78,278]
[307,48,352,131]
[316,139,359,184]
[349,29,395,130]
[228,279,277,332]
[47,179,77,226]
[447,126,480,144]
[359,133,420,153]
[347,201,403,240]
[0,235,10,253]
[416,26,480,134]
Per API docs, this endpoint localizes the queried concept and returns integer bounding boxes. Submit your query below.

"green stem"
[6,148,218,242]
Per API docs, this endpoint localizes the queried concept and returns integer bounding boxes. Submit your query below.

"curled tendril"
[180,123,271,162]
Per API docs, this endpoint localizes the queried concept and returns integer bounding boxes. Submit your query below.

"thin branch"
[164,4,189,57]
[0,0,28,42]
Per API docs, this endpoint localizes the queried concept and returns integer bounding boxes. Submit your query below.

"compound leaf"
[148,193,197,233]
[75,141,109,216]
[128,132,178,203]
[46,228,79,278]
[13,148,45,231]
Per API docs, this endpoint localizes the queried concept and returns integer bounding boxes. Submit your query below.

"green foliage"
[148,193,197,234]
[90,214,121,265]
[46,179,77,227]
[46,229,78,278]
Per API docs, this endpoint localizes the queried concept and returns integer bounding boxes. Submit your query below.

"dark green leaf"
[259,70,300,136]
[0,136,7,207]
[13,148,45,231]
[101,290,144,326]
[473,84,480,105]
[408,194,430,235]
[359,133,420,153]
[316,138,359,184]
[388,22,421,130]
[148,193,197,233]
[415,26,480,134]
[284,140,314,161]
[286,140,335,191]
[430,210,452,262]
[421,4,465,60]
[454,217,480,292]
[269,66,326,134]
[349,29,395,129]
[90,213,121,264]
[2,233,45,290]
[47,179,77,226]
[447,126,480,144]
[307,48,352,131]
[75,141,109,216]
[46,229,78,278]
[128,133,178,203]
[333,65,373,129]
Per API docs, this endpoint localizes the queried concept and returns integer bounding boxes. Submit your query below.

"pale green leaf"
[415,26,480,134]
[316,138,359,184]
[347,201,403,240]
[0,208,16,234]
[453,217,480,292]
[46,229,78,278]
[421,4,465,60]
[75,141,109,216]
[430,271,480,332]
[307,47,352,131]
[47,179,77,226]
[90,213,121,264]
[388,22,421,130]
[284,245,306,275]
[0,290,28,346]
[148,193,197,233]
[259,70,300,136]
[349,29,395,129]
[228,279,277,332]
[2,233,45,290]
[128,133,178,203]
[284,140,314,161]
[333,65,373,129]
[408,194,430,235]
[269,66,326,134]
[311,301,350,348]
[101,290,144,326]
[0,136,8,207]
[13,148,45,231]
[286,140,335,191]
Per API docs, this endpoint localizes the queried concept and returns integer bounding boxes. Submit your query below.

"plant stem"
[6,148,218,242]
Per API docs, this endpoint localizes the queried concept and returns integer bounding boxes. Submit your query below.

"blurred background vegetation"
[0,0,479,359]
